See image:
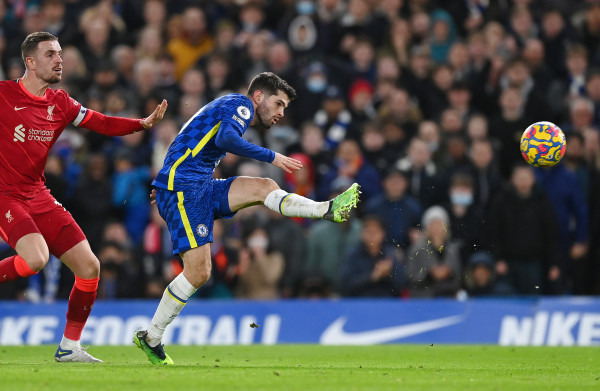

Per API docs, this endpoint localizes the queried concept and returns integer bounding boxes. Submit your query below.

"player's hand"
[272,152,303,173]
[149,188,157,205]
[140,99,168,129]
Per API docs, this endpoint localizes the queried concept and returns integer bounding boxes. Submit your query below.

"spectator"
[446,80,473,124]
[71,154,116,252]
[540,8,570,78]
[167,6,214,80]
[429,9,457,64]
[490,164,561,295]
[396,137,443,208]
[339,215,404,297]
[318,139,382,203]
[463,251,496,297]
[535,163,589,294]
[406,206,462,298]
[442,172,488,262]
[236,227,284,300]
[548,44,588,117]
[469,139,503,212]
[360,121,389,175]
[97,241,140,299]
[490,86,532,179]
[314,85,353,148]
[112,148,151,244]
[365,168,422,249]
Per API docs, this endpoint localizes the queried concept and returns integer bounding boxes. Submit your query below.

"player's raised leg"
[228,176,360,222]
[55,238,102,363]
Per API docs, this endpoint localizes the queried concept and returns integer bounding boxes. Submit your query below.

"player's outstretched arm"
[79,99,168,136]
[271,152,303,173]
[140,99,168,129]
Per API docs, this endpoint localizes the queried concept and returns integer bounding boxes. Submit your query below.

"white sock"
[146,273,197,347]
[60,336,80,350]
[264,189,329,219]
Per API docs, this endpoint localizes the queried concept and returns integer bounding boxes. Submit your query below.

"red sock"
[64,276,99,341]
[0,255,38,282]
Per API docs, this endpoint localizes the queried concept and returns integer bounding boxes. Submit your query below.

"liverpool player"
[0,32,167,362]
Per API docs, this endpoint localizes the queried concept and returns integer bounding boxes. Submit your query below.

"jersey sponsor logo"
[13,124,55,142]
[237,106,251,120]
[13,124,25,142]
[14,106,27,111]
[196,224,208,237]
[47,105,55,121]
[5,210,13,223]
[28,129,54,142]
[232,114,246,127]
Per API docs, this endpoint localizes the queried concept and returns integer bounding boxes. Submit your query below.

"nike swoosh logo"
[56,351,70,356]
[320,315,464,345]
[14,106,27,111]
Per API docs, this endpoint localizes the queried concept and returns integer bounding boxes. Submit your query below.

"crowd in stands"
[1,0,599,301]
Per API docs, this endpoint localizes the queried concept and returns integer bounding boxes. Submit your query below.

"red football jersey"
[0,79,89,199]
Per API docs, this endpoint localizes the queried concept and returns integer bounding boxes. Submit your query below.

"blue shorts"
[155,176,237,254]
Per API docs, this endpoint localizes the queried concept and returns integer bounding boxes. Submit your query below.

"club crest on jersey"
[5,210,13,223]
[196,224,209,238]
[47,105,55,121]
[237,106,251,120]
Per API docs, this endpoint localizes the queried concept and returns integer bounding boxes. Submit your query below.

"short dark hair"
[21,32,58,64]
[247,72,297,102]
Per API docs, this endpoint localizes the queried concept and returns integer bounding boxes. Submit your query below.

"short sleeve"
[218,95,254,135]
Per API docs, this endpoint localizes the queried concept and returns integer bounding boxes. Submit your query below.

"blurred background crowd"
[0,0,599,302]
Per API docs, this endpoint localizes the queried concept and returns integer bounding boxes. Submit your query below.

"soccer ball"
[520,121,566,167]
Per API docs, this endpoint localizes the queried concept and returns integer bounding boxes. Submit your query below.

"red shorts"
[0,187,86,257]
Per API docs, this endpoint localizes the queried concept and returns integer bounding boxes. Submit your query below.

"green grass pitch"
[0,345,597,391]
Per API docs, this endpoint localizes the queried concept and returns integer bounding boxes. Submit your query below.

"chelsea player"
[134,72,360,364]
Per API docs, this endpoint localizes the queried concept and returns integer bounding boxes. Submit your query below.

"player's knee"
[197,268,211,286]
[257,177,279,196]
[187,263,212,288]
[81,256,101,279]
[26,253,49,272]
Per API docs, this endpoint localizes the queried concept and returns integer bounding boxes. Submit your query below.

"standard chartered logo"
[12,124,54,142]
[13,124,25,142]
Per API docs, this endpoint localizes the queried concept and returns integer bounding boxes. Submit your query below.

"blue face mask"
[296,0,315,15]
[450,191,473,206]
[307,77,327,93]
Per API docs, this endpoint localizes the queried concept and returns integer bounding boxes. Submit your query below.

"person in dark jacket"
[365,168,422,249]
[339,215,404,297]
[490,164,561,295]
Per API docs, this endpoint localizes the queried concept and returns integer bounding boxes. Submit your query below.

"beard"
[255,102,273,129]
[42,72,61,84]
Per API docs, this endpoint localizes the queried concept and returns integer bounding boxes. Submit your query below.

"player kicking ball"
[134,72,360,365]
[0,32,167,362]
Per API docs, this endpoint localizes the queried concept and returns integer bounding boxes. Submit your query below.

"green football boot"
[133,330,174,365]
[323,183,361,223]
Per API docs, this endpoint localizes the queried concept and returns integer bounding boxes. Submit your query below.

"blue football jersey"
[153,93,262,191]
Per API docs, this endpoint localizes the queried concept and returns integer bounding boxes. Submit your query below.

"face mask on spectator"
[307,76,327,93]
[450,191,473,206]
[296,1,315,15]
[248,236,269,250]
